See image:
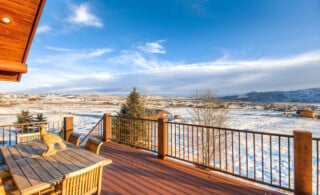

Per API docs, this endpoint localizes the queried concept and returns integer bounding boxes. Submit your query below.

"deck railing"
[84,114,319,194]
[111,116,158,152]
[167,122,294,191]
[0,120,62,164]
[80,117,104,145]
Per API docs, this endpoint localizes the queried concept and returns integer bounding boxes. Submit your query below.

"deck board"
[100,142,284,195]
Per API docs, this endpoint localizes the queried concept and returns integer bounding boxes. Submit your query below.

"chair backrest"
[68,133,82,146]
[17,132,40,144]
[61,162,103,195]
[85,138,103,155]
[0,177,5,195]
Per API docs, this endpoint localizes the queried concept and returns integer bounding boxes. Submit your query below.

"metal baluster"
[278,136,281,187]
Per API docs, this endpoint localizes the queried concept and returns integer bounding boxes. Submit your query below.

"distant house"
[145,109,171,120]
[297,110,317,119]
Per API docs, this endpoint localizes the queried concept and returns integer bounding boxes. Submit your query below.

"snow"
[165,107,320,137]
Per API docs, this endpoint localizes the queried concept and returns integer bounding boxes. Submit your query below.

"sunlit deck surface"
[100,142,283,195]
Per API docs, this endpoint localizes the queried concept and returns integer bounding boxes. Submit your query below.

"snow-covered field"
[166,106,320,137]
[1,105,319,137]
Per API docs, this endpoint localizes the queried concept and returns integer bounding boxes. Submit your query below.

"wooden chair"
[0,176,18,195]
[1,176,54,195]
[17,132,40,144]
[68,133,82,146]
[54,162,104,195]
[85,138,103,155]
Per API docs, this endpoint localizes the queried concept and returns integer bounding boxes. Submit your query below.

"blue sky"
[2,0,320,96]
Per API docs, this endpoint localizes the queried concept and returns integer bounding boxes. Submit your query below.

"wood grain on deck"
[101,142,284,195]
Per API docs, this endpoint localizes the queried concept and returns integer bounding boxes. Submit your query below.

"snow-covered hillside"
[223,88,320,103]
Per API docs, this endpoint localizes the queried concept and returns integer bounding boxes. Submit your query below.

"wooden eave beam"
[22,0,46,64]
[0,60,27,82]
[0,60,27,73]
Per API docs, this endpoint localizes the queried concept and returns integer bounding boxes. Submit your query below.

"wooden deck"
[100,142,284,195]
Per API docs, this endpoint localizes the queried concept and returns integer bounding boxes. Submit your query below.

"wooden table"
[0,141,112,195]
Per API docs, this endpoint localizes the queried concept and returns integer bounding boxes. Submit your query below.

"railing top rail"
[312,137,320,141]
[112,116,158,122]
[167,121,294,138]
[0,120,60,128]
[80,117,103,144]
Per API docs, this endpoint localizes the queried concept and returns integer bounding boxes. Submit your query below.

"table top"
[0,141,112,195]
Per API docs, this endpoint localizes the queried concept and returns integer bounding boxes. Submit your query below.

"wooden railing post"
[63,116,73,141]
[294,130,312,195]
[103,113,112,142]
[158,118,168,160]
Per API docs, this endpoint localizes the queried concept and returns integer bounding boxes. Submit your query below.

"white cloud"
[36,25,52,34]
[90,72,113,80]
[68,3,103,28]
[46,46,76,52]
[89,48,113,57]
[34,47,113,67]
[108,51,155,70]
[138,40,166,54]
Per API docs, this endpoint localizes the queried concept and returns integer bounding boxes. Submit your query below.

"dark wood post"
[158,118,168,160]
[103,113,112,142]
[294,130,312,195]
[63,116,73,141]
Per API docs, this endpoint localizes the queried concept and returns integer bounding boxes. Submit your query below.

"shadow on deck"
[100,142,284,195]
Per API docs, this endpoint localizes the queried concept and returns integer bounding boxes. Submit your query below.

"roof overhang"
[0,0,46,82]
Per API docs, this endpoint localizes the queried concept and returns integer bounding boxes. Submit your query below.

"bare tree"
[189,90,228,127]
[189,90,229,167]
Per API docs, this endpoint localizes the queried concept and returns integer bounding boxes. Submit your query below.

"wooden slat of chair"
[53,162,104,195]
[17,132,40,144]
[85,138,103,155]
[0,170,10,180]
[67,133,82,146]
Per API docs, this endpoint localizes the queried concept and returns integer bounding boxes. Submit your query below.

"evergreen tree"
[34,113,47,122]
[117,87,148,146]
[16,110,33,133]
[16,110,33,124]
[119,87,145,118]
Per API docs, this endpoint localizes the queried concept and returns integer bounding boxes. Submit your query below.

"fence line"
[167,122,294,191]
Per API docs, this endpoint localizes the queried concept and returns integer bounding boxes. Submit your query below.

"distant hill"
[222,88,320,103]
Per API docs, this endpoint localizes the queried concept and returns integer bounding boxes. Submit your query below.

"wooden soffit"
[0,0,46,82]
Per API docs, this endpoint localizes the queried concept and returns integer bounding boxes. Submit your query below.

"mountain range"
[222,88,320,103]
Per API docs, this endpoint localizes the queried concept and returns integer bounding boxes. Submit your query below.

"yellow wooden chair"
[85,138,103,155]
[17,132,40,144]
[54,162,104,195]
[67,133,82,146]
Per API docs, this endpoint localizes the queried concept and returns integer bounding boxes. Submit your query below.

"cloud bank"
[3,44,319,97]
